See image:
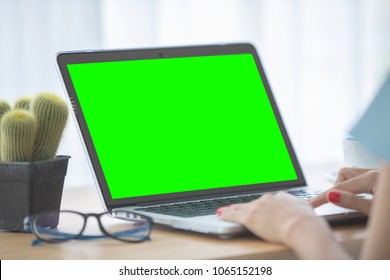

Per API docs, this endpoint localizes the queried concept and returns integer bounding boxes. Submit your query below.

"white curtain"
[1,0,390,187]
[0,0,102,187]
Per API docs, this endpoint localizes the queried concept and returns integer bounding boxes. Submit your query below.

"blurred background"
[1,0,389,188]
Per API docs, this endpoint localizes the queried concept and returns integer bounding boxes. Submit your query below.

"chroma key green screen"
[67,53,297,199]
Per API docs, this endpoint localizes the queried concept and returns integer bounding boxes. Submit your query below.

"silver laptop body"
[57,43,365,238]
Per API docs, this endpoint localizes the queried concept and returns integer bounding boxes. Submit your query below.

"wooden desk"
[0,162,367,260]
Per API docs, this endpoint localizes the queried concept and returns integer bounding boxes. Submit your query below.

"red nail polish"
[328,191,341,203]
[216,208,222,216]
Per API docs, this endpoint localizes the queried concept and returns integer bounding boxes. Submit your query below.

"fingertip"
[328,191,341,203]
[325,189,371,215]
[309,199,319,208]
[309,195,326,208]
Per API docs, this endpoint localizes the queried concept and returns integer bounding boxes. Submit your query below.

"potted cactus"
[0,93,70,231]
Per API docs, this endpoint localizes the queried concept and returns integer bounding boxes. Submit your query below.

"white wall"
[1,0,390,188]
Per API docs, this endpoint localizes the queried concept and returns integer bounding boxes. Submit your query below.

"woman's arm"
[285,215,351,259]
[361,162,390,259]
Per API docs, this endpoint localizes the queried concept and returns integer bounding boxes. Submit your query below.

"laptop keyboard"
[134,189,321,218]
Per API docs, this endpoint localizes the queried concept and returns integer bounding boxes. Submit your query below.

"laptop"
[56,43,365,238]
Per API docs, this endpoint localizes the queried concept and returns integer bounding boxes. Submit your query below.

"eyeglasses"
[23,210,153,246]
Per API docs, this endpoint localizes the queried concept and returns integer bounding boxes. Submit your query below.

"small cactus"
[14,97,31,111]
[0,93,68,162]
[32,93,68,161]
[0,110,37,162]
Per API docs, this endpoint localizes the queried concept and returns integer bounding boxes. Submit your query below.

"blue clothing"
[350,75,390,163]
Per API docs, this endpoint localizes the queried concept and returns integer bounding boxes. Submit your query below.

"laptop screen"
[58,44,304,207]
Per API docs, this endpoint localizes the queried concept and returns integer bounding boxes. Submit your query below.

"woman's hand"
[218,192,325,244]
[310,167,380,215]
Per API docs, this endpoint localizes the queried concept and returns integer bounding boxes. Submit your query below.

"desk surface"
[0,162,367,260]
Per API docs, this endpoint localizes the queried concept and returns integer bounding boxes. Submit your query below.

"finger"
[310,177,370,208]
[310,191,328,208]
[217,203,246,223]
[335,167,374,184]
[311,169,362,208]
[327,190,372,215]
[334,171,377,194]
[217,208,242,223]
[311,170,378,208]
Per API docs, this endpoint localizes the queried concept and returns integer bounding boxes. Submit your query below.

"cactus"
[0,110,37,162]
[0,99,12,159]
[0,99,11,118]
[31,92,68,161]
[14,96,31,111]
[0,93,68,162]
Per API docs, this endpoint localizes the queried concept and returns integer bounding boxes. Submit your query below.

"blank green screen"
[67,54,297,199]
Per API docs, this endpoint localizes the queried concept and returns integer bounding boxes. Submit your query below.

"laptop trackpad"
[313,203,364,223]
[315,203,352,215]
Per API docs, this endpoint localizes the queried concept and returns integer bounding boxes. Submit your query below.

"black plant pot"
[0,155,70,231]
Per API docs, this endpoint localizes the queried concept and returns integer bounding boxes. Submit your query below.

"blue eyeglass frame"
[23,210,154,246]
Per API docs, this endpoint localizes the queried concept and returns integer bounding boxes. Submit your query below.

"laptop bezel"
[56,43,307,211]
